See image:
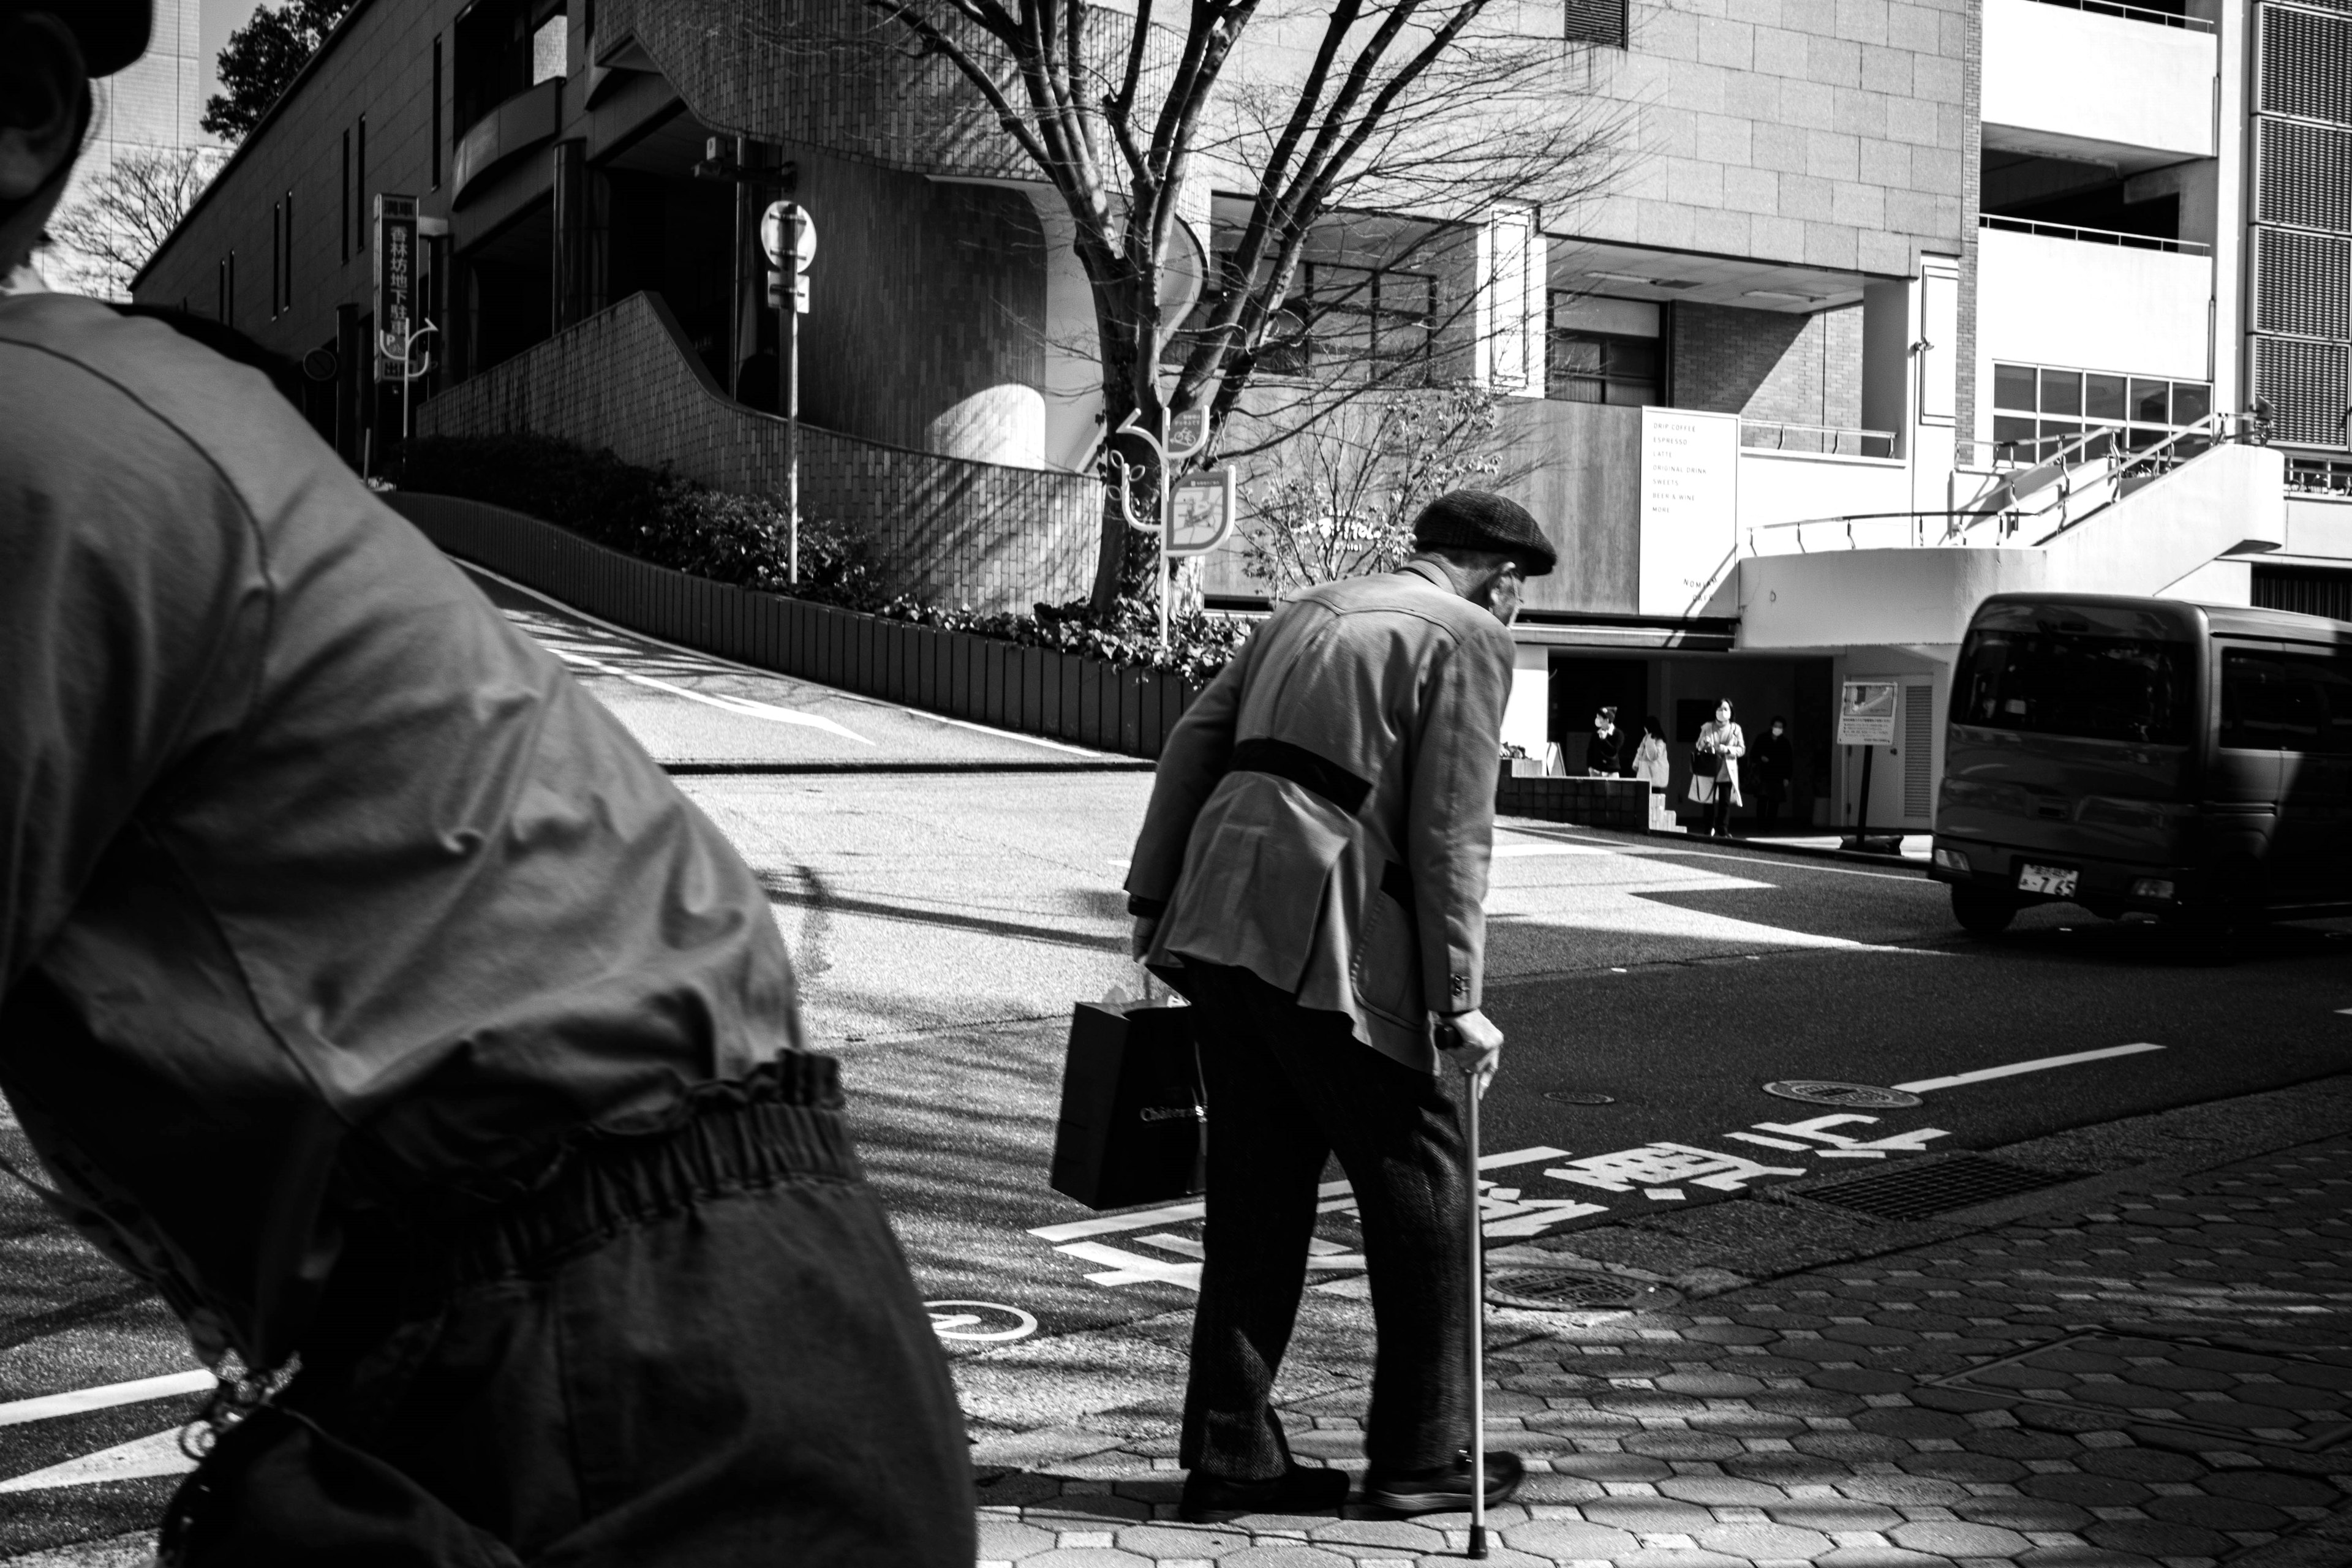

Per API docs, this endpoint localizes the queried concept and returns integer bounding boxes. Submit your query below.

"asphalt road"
[4,613,2350,1556]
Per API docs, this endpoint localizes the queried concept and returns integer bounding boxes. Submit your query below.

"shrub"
[390,433,1248,680]
[390,434,879,606]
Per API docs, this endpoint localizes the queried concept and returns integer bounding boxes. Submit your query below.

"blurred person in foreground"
[0,6,970,1562]
[1124,491,1556,1522]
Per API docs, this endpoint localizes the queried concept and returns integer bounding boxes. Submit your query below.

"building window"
[341,129,350,263]
[1991,361,2212,465]
[355,115,366,257]
[531,13,567,83]
[432,37,443,189]
[271,202,281,316]
[1545,291,1660,405]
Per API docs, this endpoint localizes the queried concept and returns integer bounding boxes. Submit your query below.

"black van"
[1929,593,2352,935]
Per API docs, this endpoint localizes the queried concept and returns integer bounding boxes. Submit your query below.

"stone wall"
[418,290,1099,612]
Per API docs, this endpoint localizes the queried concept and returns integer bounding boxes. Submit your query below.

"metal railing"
[1738,418,1899,458]
[1739,410,2252,556]
[1978,214,2213,257]
[2021,0,2215,30]
[2286,453,2352,498]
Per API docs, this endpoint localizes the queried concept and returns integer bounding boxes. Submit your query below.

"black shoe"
[1178,1463,1351,1522]
[1364,1450,1524,1514]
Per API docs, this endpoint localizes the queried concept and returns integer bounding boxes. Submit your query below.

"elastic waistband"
[313,1055,858,1353]
[1231,737,1371,813]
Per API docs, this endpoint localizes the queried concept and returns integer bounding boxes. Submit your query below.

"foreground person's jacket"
[0,293,801,1371]
[1125,562,1514,1070]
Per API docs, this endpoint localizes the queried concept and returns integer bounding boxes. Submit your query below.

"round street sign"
[760,202,816,272]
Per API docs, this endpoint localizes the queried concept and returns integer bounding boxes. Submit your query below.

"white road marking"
[0,1370,213,1428]
[0,1428,195,1493]
[1502,829,1927,882]
[548,648,876,743]
[1893,1042,2165,1093]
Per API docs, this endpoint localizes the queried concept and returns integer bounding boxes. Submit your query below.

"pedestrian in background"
[1586,705,1627,776]
[1751,715,1795,835]
[1126,491,1554,1523]
[0,7,970,1559]
[1690,698,1746,838]
[1631,715,1670,825]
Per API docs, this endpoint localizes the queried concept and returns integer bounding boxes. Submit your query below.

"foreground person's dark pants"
[1178,962,1469,1480]
[165,1057,973,1566]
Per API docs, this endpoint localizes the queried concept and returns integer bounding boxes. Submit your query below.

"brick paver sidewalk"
[972,1135,2352,1567]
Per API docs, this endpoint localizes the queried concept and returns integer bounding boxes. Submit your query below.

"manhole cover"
[1762,1079,1923,1109]
[1543,1090,1618,1106]
[1486,1268,1678,1313]
[1798,1154,2081,1221]
[1929,1331,2352,1452]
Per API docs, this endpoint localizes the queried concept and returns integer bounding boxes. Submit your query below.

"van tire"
[1952,886,2018,937]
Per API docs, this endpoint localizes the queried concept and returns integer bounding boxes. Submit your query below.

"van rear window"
[1953,630,2191,745]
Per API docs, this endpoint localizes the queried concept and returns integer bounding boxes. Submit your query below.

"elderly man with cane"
[1125,491,1553,1525]
[1,5,971,1561]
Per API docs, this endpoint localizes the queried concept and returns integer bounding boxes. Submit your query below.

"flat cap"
[1409,489,1556,577]
[3,0,149,76]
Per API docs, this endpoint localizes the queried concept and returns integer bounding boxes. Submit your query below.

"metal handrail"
[1978,214,2212,257]
[2021,0,2214,31]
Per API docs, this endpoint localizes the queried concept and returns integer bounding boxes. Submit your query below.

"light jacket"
[1631,734,1670,789]
[0,293,799,1370]
[1125,562,1515,1072]
[1697,718,1746,805]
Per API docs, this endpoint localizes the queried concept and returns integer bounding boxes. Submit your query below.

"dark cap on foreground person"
[1409,489,1558,577]
[0,0,150,75]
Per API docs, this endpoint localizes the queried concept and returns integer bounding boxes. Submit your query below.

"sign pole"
[1851,744,1872,848]
[785,261,799,585]
[1157,405,1172,654]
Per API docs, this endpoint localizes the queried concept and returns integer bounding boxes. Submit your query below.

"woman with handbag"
[1687,698,1746,839]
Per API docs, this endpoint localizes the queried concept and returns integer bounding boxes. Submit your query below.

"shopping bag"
[1689,750,1722,778]
[1049,1000,1206,1211]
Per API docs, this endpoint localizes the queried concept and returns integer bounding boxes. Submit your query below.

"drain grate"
[1485,1268,1677,1313]
[1797,1154,2082,1221]
[1762,1080,1923,1110]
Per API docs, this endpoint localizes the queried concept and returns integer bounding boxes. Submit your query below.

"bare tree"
[841,0,1617,614]
[1234,377,1521,593]
[46,146,226,298]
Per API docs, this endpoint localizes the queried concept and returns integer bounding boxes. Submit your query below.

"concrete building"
[132,0,2352,831]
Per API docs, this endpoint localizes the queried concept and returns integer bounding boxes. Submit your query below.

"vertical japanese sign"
[373,193,417,382]
[1637,406,1740,616]
[1482,206,1534,392]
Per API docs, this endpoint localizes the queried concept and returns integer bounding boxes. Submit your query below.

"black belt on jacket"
[1230,737,1372,814]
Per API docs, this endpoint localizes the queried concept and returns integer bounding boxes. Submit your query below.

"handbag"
[1689,748,1722,778]
[1049,998,1206,1210]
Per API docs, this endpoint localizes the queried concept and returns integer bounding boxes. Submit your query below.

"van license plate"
[2018,864,2078,897]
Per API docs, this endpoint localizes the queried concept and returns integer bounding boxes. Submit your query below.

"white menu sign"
[1638,407,1740,617]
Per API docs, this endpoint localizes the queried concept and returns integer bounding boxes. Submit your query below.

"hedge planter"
[386,492,1205,762]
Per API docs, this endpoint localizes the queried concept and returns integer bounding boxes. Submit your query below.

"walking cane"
[1462,1059,1488,1561]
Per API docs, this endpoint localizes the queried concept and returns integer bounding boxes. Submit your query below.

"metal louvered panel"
[2259,119,2352,233]
[1903,685,1934,822]
[2256,228,2352,339]
[2253,565,2352,620]
[1564,0,1627,46]
[2255,337,2351,446]
[2261,5,2352,127]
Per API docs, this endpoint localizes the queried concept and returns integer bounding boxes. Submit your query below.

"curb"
[1640,824,1926,872]
[1523,1070,2352,1297]
[661,759,1155,775]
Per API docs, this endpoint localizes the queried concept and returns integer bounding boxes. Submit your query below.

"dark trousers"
[174,1058,974,1567]
[1705,786,1735,836]
[1753,777,1784,834]
[1179,963,1469,1479]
